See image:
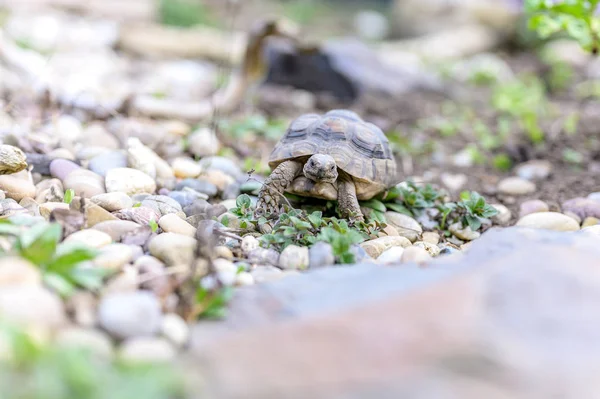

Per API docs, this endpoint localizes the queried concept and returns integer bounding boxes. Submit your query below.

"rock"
[190,226,600,399]
[515,159,553,181]
[55,328,113,358]
[39,202,69,219]
[94,244,135,270]
[49,158,80,181]
[440,172,467,192]
[120,337,176,363]
[92,220,141,241]
[381,225,399,237]
[222,182,241,200]
[135,255,171,298]
[354,10,389,41]
[64,229,112,248]
[161,313,190,347]
[383,212,422,242]
[102,268,139,294]
[35,178,64,203]
[491,203,512,225]
[148,233,197,266]
[91,192,133,212]
[250,265,285,283]
[168,190,199,208]
[98,291,162,339]
[0,145,27,174]
[562,197,600,220]
[188,127,221,158]
[360,236,412,258]
[377,246,405,264]
[279,245,309,270]
[0,286,66,331]
[400,246,431,264]
[215,246,234,260]
[421,232,440,245]
[564,211,582,225]
[87,151,128,177]
[308,242,335,268]
[114,206,160,225]
[0,256,41,287]
[141,195,183,217]
[0,174,36,201]
[172,157,202,178]
[158,213,195,236]
[70,197,119,226]
[582,217,599,228]
[497,177,536,196]
[449,222,481,241]
[63,169,106,197]
[516,212,580,231]
[412,241,441,257]
[587,192,600,203]
[105,168,156,195]
[175,179,218,197]
[241,236,259,255]
[519,199,549,218]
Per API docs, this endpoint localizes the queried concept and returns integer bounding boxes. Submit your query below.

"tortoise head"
[241,18,300,83]
[303,154,338,184]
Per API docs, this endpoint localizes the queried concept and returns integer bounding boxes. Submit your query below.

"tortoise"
[255,109,397,222]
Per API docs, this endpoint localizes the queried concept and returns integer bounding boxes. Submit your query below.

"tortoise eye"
[330,165,335,171]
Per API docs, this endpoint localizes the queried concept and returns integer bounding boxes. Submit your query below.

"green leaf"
[148,219,158,233]
[0,223,22,236]
[360,199,387,213]
[43,272,76,297]
[235,194,252,209]
[464,215,482,232]
[18,223,62,266]
[385,202,413,216]
[133,202,142,208]
[70,267,112,291]
[63,189,75,204]
[196,286,234,319]
[46,243,98,275]
[290,216,311,230]
[307,211,323,228]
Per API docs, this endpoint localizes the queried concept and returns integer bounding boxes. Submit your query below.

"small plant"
[149,219,159,233]
[316,222,365,264]
[492,74,548,144]
[159,0,217,28]
[0,220,108,297]
[194,285,234,320]
[219,115,288,141]
[63,188,75,204]
[493,153,513,171]
[382,181,443,218]
[525,0,600,54]
[456,191,499,231]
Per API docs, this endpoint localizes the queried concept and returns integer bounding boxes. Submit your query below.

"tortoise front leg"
[337,178,365,223]
[256,160,302,218]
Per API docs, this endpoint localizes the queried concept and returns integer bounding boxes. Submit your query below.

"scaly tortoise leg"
[256,160,302,218]
[337,178,365,223]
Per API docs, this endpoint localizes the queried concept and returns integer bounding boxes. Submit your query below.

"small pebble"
[519,199,549,218]
[141,195,184,217]
[235,272,255,286]
[491,203,512,225]
[91,192,133,212]
[158,213,196,236]
[563,211,582,225]
[63,169,106,197]
[172,157,202,178]
[64,229,112,248]
[440,172,467,192]
[360,236,411,258]
[188,127,221,158]
[160,313,189,348]
[248,248,280,266]
[0,256,41,287]
[214,246,234,260]
[175,179,218,197]
[308,241,335,268]
[421,231,440,245]
[383,212,422,242]
[203,170,234,191]
[401,246,431,265]
[98,291,162,339]
[92,220,141,241]
[0,174,36,201]
[449,222,481,241]
[582,217,599,228]
[279,245,309,270]
[562,197,600,220]
[516,212,580,231]
[515,160,552,181]
[39,202,69,219]
[0,144,28,175]
[497,177,536,196]
[377,246,405,264]
[105,167,156,195]
[87,151,128,177]
[49,158,80,180]
[0,286,66,330]
[148,233,197,266]
[241,236,259,254]
[94,243,135,270]
[349,244,372,263]
[250,265,284,283]
[55,328,113,358]
[412,241,441,257]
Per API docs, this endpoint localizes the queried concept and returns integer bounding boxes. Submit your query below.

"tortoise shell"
[269,110,397,199]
